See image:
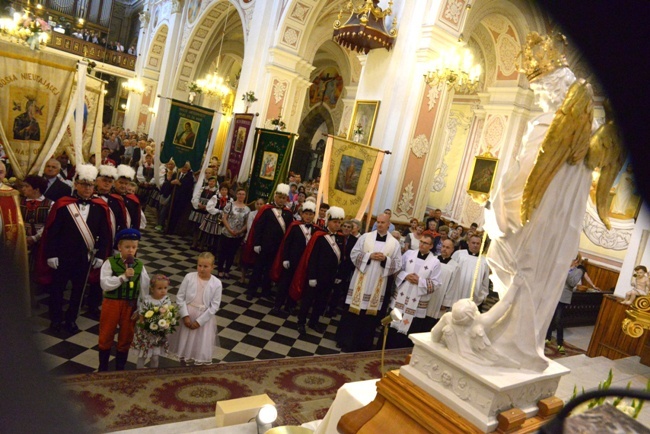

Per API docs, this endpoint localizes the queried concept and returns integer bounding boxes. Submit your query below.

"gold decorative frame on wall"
[347,100,381,146]
[467,153,499,205]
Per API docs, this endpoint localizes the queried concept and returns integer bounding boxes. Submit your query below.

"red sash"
[242,204,291,265]
[270,221,304,282]
[34,196,112,285]
[288,231,328,302]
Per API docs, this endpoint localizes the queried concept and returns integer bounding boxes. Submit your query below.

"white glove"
[92,258,104,269]
[254,246,261,254]
[309,279,317,287]
[283,261,290,269]
[47,257,59,269]
[334,279,342,284]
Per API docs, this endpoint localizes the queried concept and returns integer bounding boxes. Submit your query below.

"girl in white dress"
[132,275,173,369]
[168,252,222,365]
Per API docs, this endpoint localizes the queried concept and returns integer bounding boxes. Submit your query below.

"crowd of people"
[0,117,606,371]
[70,28,136,55]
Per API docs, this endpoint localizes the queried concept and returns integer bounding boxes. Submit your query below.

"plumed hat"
[301,202,316,213]
[275,183,290,196]
[327,206,345,221]
[75,164,98,182]
[117,164,136,180]
[98,164,118,179]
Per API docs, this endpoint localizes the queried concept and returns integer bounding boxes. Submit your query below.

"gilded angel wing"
[521,79,594,225]
[585,100,626,229]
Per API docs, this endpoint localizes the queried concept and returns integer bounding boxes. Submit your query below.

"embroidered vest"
[19,197,52,237]
[105,254,144,300]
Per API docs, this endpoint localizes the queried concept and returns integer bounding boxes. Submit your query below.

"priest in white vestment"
[442,234,489,307]
[336,213,402,352]
[386,233,441,348]
[420,239,459,331]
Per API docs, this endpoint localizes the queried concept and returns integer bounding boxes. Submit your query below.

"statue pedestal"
[400,334,570,432]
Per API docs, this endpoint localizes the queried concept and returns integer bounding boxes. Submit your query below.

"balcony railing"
[50,32,136,71]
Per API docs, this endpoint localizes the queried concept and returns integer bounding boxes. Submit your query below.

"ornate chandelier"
[192,6,232,100]
[424,46,482,93]
[333,0,397,55]
[122,77,145,94]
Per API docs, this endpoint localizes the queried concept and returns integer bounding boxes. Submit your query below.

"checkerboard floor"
[30,210,347,375]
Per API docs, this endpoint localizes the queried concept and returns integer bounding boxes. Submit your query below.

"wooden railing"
[50,33,136,71]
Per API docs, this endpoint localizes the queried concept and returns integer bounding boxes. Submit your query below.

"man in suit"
[166,162,194,234]
[294,206,345,335]
[43,159,72,202]
[42,165,111,333]
[245,184,294,300]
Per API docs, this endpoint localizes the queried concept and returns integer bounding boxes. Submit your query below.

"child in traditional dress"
[190,177,218,250]
[168,252,222,365]
[199,184,231,251]
[132,274,174,368]
[621,265,650,305]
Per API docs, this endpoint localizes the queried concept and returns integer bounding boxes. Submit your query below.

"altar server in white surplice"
[336,213,402,352]
[385,233,441,348]
[419,239,459,331]
[443,234,489,307]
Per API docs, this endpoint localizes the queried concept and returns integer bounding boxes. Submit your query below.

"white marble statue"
[431,33,625,372]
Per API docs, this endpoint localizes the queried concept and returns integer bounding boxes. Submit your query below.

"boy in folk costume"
[270,201,321,315]
[336,213,402,352]
[98,228,150,371]
[290,206,345,335]
[114,164,142,230]
[385,233,442,348]
[243,183,294,300]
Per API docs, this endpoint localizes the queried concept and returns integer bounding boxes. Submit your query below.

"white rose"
[150,323,159,330]
[158,319,168,328]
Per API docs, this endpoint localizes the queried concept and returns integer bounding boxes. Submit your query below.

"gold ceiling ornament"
[424,46,481,94]
[622,295,650,339]
[333,0,397,55]
[518,31,569,82]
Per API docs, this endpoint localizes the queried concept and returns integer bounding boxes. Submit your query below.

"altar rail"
[50,33,136,71]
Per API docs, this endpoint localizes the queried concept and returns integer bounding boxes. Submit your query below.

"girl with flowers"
[168,252,222,365]
[132,275,178,369]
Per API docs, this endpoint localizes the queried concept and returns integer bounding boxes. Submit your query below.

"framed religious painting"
[467,155,499,202]
[346,100,380,146]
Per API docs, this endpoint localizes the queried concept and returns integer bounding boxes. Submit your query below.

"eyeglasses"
[342,225,352,228]
[420,241,433,246]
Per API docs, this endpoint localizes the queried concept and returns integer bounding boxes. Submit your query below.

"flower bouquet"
[353,123,364,142]
[138,301,179,339]
[242,91,258,103]
[271,115,286,131]
[187,82,202,94]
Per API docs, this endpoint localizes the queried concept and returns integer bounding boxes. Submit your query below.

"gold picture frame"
[467,155,499,205]
[346,100,381,146]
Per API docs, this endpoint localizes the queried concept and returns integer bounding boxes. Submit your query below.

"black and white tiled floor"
[30,211,346,375]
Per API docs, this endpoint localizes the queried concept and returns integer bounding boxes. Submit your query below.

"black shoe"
[270,308,287,317]
[245,292,255,301]
[308,322,327,334]
[87,307,101,320]
[260,291,273,301]
[64,322,80,334]
[297,324,306,335]
[50,321,62,332]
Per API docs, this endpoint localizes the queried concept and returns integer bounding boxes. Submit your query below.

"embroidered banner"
[247,128,296,201]
[319,135,384,220]
[161,99,214,171]
[222,113,254,181]
[56,74,105,165]
[0,40,77,178]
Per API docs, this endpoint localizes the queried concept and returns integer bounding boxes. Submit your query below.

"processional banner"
[247,128,296,202]
[318,135,385,220]
[219,113,255,181]
[0,40,77,179]
[162,99,214,171]
[56,75,105,165]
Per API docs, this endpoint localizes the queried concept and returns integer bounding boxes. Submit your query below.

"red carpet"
[59,349,412,432]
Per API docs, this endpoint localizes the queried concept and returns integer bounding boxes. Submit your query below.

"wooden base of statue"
[337,371,564,434]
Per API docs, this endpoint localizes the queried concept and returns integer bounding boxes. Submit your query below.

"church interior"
[1,0,650,432]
